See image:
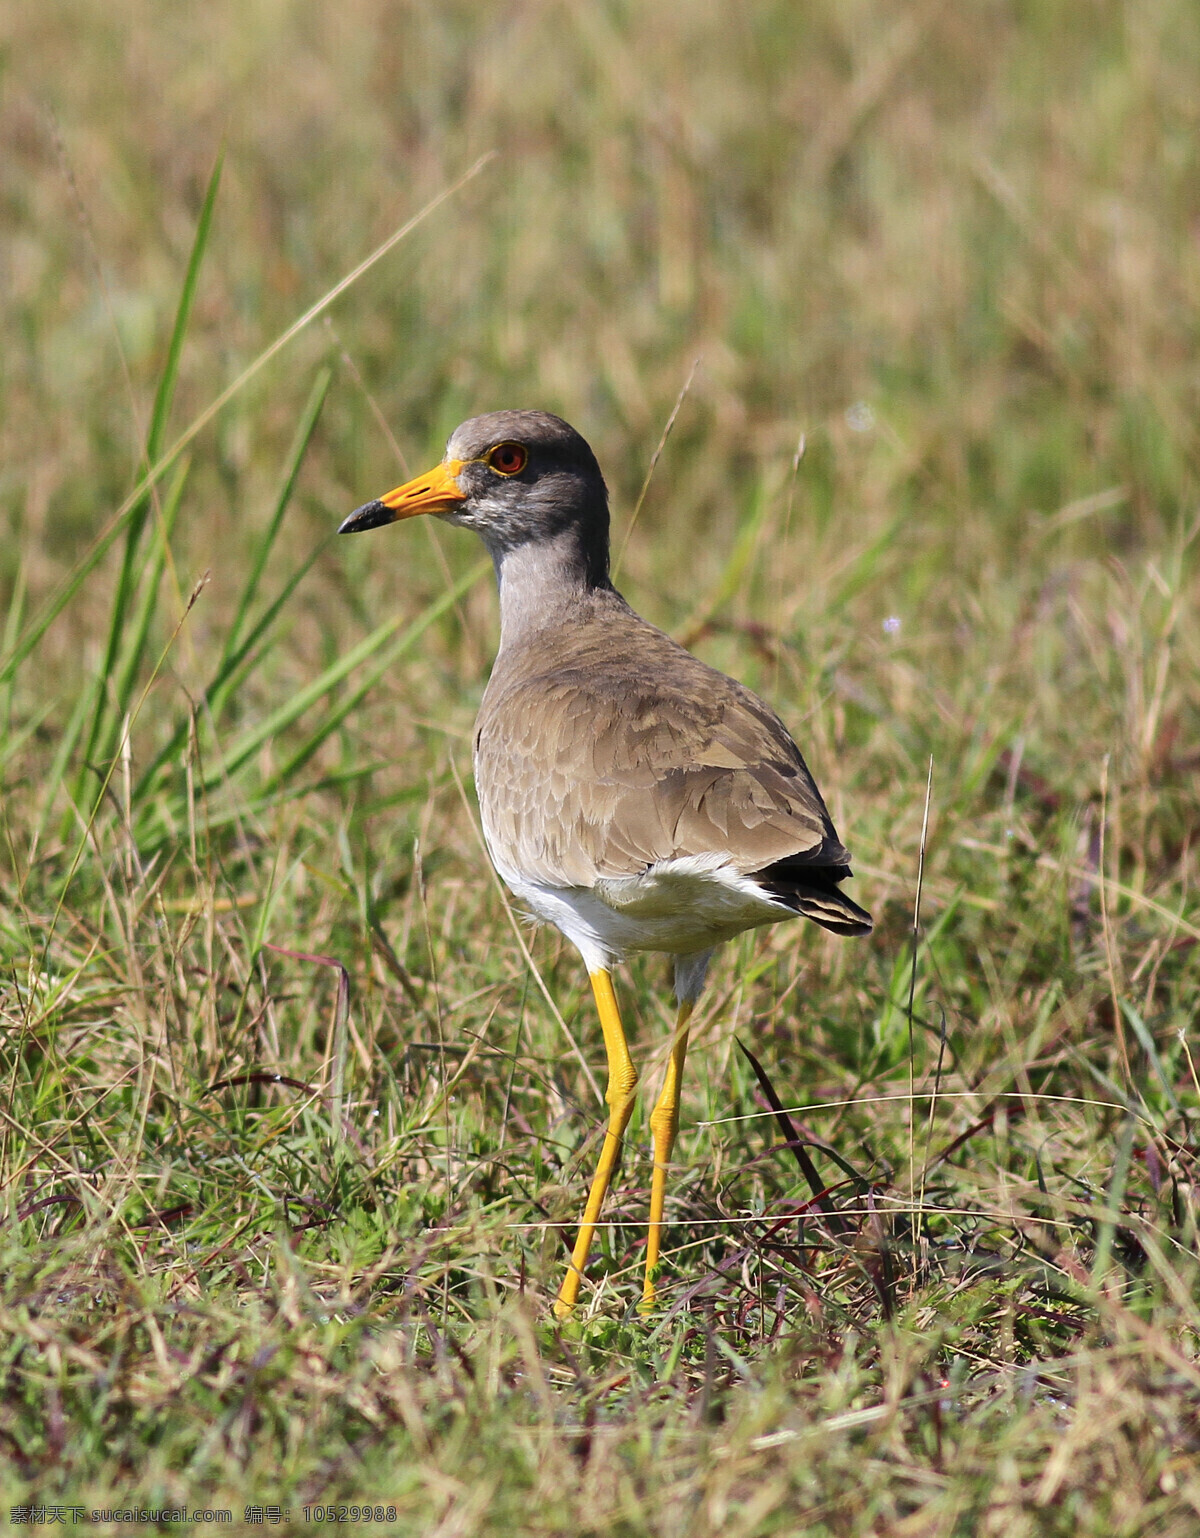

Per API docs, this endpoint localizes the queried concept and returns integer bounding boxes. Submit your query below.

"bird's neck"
[491,528,614,649]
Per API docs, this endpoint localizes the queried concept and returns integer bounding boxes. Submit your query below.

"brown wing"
[474,603,852,891]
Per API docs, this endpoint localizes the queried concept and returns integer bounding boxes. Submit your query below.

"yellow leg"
[554,969,638,1319]
[641,999,694,1312]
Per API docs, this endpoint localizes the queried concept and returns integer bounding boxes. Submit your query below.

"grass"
[3,0,1200,1531]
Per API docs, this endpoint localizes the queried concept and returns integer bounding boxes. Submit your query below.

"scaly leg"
[554,968,638,1319]
[641,998,694,1311]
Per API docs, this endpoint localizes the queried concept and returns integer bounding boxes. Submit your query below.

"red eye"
[488,442,527,476]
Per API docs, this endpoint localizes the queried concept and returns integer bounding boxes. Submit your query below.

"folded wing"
[475,607,869,934]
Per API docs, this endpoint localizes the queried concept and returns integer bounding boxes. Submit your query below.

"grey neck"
[490,529,614,650]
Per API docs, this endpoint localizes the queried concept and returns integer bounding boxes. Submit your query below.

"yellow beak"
[339,459,468,533]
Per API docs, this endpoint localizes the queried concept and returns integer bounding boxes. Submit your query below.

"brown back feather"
[474,592,857,893]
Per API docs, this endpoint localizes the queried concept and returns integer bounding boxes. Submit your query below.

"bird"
[339,410,871,1318]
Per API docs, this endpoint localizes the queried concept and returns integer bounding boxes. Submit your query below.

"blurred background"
[7,0,1199,652]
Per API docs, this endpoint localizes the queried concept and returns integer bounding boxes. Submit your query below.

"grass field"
[3,1,1200,1531]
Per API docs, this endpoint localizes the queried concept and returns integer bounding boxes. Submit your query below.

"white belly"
[492,851,794,974]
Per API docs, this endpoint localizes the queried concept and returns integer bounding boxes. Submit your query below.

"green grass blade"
[127,364,325,813]
[81,153,224,791]
[39,675,103,845]
[0,514,145,690]
[1120,999,1182,1118]
[0,157,491,695]
[1090,1114,1136,1285]
[204,558,489,794]
[0,557,26,738]
[0,696,57,775]
[132,541,327,805]
[137,763,400,849]
[225,367,331,659]
[110,457,191,735]
[149,152,225,470]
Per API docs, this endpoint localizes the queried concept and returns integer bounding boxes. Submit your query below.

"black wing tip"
[817,909,874,938]
[755,860,873,937]
[338,500,393,534]
[796,891,873,936]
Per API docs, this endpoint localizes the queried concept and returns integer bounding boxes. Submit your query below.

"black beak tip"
[338,500,393,535]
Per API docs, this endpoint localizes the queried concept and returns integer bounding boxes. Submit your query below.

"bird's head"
[340,411,610,580]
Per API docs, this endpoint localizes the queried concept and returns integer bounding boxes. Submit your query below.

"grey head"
[340,409,612,588]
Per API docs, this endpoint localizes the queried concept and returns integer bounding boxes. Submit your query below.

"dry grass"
[2,1,1200,1532]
